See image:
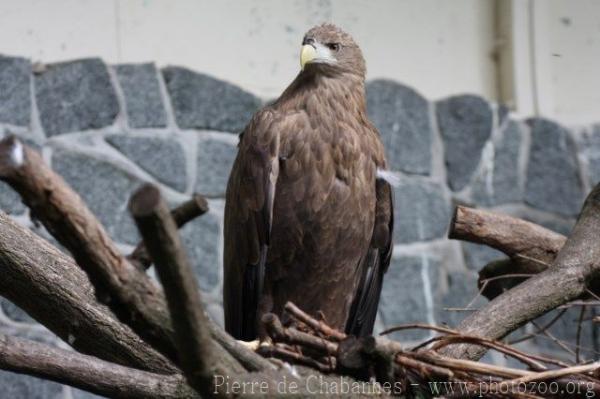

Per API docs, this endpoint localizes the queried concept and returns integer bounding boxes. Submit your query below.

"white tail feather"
[376,169,401,187]
[9,140,24,167]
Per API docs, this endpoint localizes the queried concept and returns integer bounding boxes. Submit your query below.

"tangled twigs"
[284,301,347,341]
[263,313,338,355]
[257,344,335,373]
[259,308,600,398]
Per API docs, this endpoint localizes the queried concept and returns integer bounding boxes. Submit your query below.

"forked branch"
[129,184,235,396]
[128,193,209,270]
[0,136,178,362]
[444,185,600,360]
[0,211,176,373]
[449,205,565,268]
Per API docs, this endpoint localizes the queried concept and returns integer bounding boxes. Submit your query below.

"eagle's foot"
[237,339,261,351]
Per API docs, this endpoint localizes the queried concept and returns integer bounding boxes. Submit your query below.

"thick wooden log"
[450,205,600,299]
[445,185,600,360]
[0,333,198,398]
[130,184,238,396]
[0,212,176,373]
[0,136,177,362]
[449,205,565,268]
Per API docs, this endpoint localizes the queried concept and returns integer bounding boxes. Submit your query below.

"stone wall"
[0,55,598,397]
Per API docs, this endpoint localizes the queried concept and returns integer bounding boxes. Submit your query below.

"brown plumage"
[224,23,393,340]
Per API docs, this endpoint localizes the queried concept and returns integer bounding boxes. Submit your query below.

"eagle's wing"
[224,109,280,341]
[345,177,394,337]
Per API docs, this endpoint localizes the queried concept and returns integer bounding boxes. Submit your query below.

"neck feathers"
[276,71,367,116]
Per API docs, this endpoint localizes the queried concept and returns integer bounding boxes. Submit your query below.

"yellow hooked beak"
[300,44,317,70]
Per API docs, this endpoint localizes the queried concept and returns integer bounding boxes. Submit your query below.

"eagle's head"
[300,23,366,77]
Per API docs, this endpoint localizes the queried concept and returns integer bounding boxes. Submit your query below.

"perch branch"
[0,136,177,362]
[207,322,275,372]
[129,184,238,396]
[444,185,600,360]
[0,212,176,373]
[128,193,209,269]
[262,313,338,355]
[284,301,347,341]
[0,333,198,399]
[257,344,334,372]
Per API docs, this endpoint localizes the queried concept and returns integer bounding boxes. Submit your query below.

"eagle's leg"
[256,275,275,341]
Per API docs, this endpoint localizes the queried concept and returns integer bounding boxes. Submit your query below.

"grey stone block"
[472,120,522,206]
[393,179,450,243]
[163,66,261,132]
[115,63,167,128]
[497,104,510,127]
[521,213,574,237]
[35,58,119,136]
[462,242,506,271]
[580,125,600,186]
[0,297,36,324]
[0,318,59,346]
[0,55,31,126]
[525,118,584,217]
[532,308,596,358]
[52,149,142,245]
[106,134,187,192]
[582,124,600,148]
[0,371,63,399]
[180,211,221,292]
[435,271,484,328]
[207,302,225,328]
[436,95,493,191]
[379,255,439,341]
[366,80,432,174]
[589,157,600,186]
[0,181,25,214]
[195,136,237,196]
[72,388,107,399]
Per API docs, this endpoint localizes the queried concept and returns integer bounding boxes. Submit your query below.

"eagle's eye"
[326,43,340,52]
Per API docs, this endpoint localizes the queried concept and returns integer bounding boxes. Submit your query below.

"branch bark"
[129,184,234,396]
[0,333,198,398]
[128,194,209,270]
[449,205,565,268]
[445,185,600,360]
[450,206,600,299]
[0,211,176,373]
[0,136,177,362]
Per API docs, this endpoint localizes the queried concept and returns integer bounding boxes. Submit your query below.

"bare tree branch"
[262,313,338,355]
[207,322,276,372]
[284,301,347,341]
[129,184,239,396]
[128,194,209,270]
[0,211,176,373]
[0,333,198,398]
[444,185,600,360]
[0,136,178,362]
[449,205,565,268]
